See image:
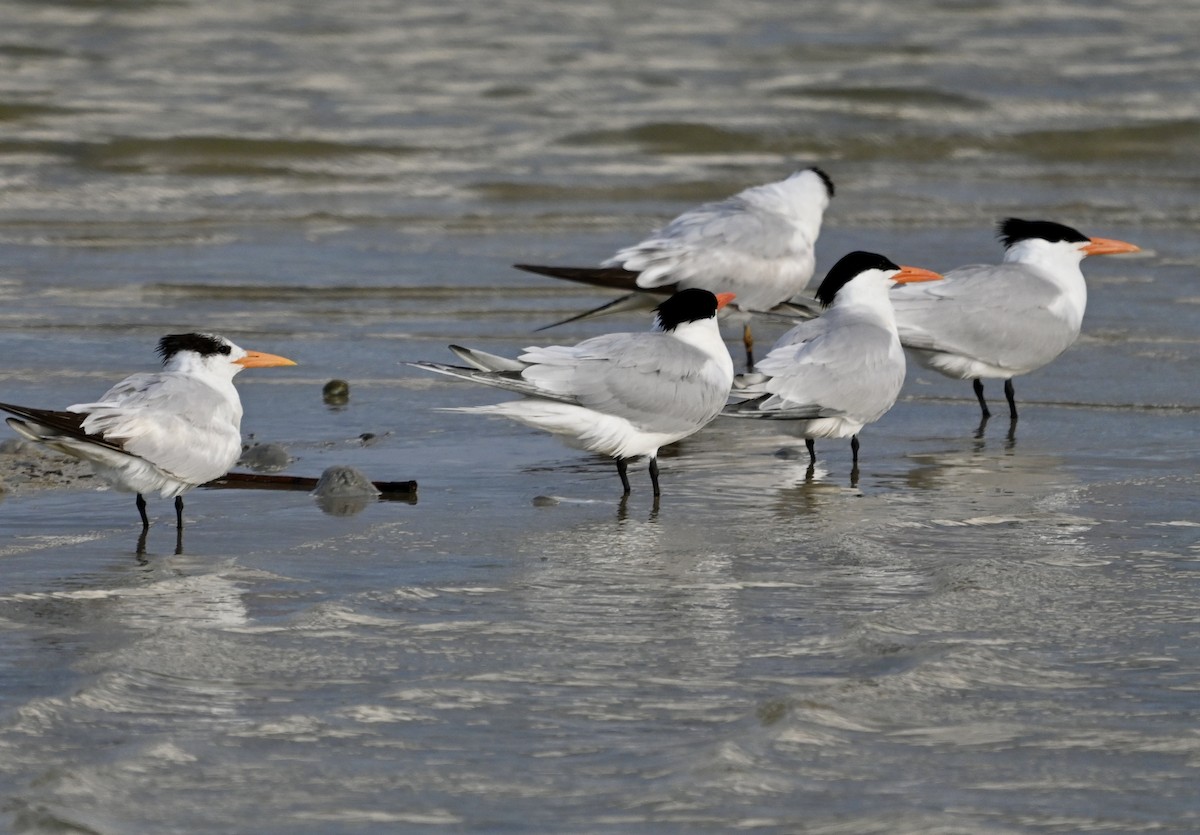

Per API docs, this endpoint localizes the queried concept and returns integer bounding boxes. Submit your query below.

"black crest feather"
[815,251,899,308]
[997,218,1088,248]
[654,289,720,331]
[808,166,835,198]
[157,333,230,364]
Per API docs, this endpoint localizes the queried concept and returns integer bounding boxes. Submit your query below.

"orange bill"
[235,350,297,368]
[1083,236,1140,256]
[892,265,943,284]
[715,292,737,310]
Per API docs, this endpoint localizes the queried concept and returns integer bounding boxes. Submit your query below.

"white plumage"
[2,332,295,527]
[725,252,942,468]
[412,289,736,496]
[515,167,834,363]
[890,218,1140,420]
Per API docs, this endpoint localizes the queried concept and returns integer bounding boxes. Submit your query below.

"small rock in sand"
[239,443,291,472]
[312,465,380,517]
[323,379,350,406]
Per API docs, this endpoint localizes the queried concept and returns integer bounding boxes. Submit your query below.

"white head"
[816,251,942,309]
[748,166,835,231]
[156,333,296,380]
[998,218,1140,265]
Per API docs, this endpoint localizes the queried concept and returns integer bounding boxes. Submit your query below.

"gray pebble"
[323,379,350,405]
[312,465,380,517]
[531,495,560,507]
[238,443,292,472]
[312,466,381,498]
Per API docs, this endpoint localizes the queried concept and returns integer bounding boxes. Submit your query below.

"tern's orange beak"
[1083,236,1140,256]
[715,292,736,310]
[235,350,297,368]
[892,265,943,284]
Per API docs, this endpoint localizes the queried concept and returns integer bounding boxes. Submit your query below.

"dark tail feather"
[514,264,655,292]
[534,293,657,332]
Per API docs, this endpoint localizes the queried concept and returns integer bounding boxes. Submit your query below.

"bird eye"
[218,345,232,355]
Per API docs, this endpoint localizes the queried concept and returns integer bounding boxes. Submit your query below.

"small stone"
[312,466,380,498]
[312,465,380,517]
[323,379,350,405]
[238,443,291,472]
[531,495,560,507]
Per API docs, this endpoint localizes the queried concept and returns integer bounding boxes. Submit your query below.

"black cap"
[815,251,900,307]
[998,218,1088,249]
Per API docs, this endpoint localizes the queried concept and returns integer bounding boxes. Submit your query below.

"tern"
[890,218,1140,421]
[724,251,942,468]
[514,167,834,365]
[411,288,736,496]
[2,333,296,528]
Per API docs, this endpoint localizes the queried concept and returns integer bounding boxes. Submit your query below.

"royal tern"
[514,167,834,365]
[890,218,1140,420]
[411,288,736,496]
[2,333,296,528]
[724,251,942,467]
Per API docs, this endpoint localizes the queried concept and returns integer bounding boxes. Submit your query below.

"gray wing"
[67,372,243,482]
[890,264,1077,366]
[448,345,528,372]
[518,333,732,432]
[606,196,802,287]
[730,318,905,423]
[408,361,579,405]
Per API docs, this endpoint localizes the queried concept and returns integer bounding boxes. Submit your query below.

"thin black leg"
[972,378,991,419]
[805,438,816,463]
[648,457,661,497]
[850,435,860,465]
[1004,378,1018,421]
[136,494,149,529]
[616,458,632,496]
[743,324,755,371]
[175,495,185,528]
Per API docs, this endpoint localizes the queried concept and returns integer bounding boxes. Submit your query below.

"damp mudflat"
[2,1,1200,832]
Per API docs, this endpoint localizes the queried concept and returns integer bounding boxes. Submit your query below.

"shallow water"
[2,1,1200,832]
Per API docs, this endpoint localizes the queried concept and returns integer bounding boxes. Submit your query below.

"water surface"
[2,1,1199,831]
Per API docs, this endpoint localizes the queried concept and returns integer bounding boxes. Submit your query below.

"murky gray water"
[2,1,1199,831]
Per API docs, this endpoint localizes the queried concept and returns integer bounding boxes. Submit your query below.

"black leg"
[743,324,755,370]
[175,495,185,528]
[648,457,661,497]
[805,438,816,463]
[1004,378,1018,421]
[616,459,632,496]
[136,494,149,529]
[850,435,860,465]
[972,378,991,419]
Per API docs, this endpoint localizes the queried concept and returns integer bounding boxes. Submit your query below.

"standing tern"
[411,288,736,496]
[890,218,1140,421]
[2,333,296,528]
[514,167,834,366]
[724,251,942,469]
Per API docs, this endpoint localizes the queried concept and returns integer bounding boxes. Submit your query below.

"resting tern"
[411,288,736,496]
[2,333,296,528]
[890,218,1140,421]
[514,167,834,365]
[724,251,942,467]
